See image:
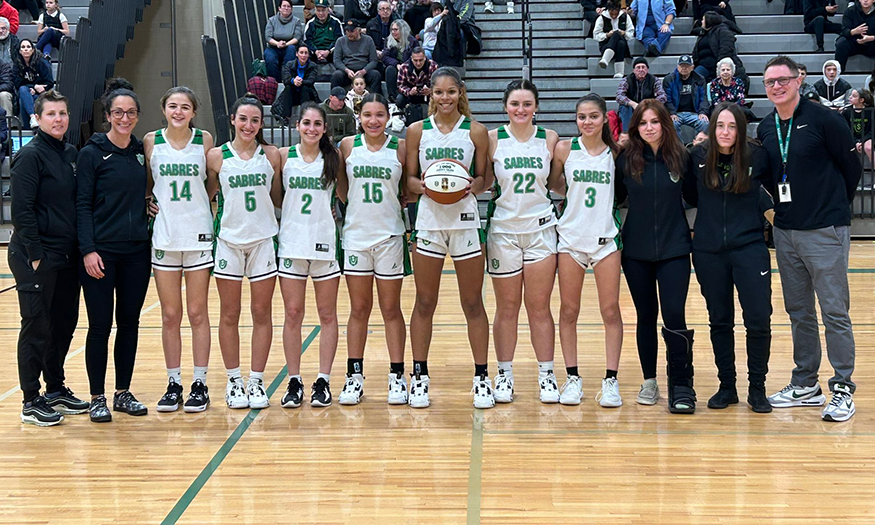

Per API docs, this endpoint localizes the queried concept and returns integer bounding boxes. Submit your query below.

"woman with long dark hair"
[688,102,773,413]
[14,38,54,129]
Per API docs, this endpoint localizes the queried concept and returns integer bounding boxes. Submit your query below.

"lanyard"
[775,112,793,183]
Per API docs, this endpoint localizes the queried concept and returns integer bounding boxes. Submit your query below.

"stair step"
[583,33,837,57]
[590,74,870,98]
[476,18,583,30]
[465,78,592,90]
[585,53,875,77]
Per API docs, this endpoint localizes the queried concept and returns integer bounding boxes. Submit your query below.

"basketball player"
[486,79,561,405]
[337,94,410,406]
[277,102,343,409]
[549,94,624,407]
[145,87,216,413]
[208,94,283,410]
[405,67,494,409]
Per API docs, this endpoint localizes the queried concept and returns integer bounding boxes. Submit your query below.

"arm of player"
[548,138,570,197]
[404,122,425,195]
[469,121,493,195]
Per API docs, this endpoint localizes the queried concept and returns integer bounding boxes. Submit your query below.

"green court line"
[466,410,485,525]
[161,326,320,525]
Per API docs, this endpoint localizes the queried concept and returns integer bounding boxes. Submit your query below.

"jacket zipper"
[722,191,727,249]
[653,161,659,260]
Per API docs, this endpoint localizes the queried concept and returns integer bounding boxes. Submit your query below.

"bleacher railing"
[852,107,875,221]
[521,0,532,81]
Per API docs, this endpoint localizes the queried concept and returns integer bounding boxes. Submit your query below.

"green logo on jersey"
[421,239,431,246]
[669,172,680,184]
[491,258,500,270]
[349,255,358,266]
[467,240,473,247]
[155,249,164,260]
[219,259,227,269]
[392,263,398,269]
[283,258,292,268]
[136,153,145,166]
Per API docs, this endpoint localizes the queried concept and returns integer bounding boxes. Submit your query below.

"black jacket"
[434,0,464,67]
[615,147,694,261]
[10,129,78,263]
[692,20,743,78]
[344,0,378,26]
[282,58,318,87]
[841,1,875,40]
[365,14,397,52]
[75,132,149,255]
[756,97,862,230]
[687,143,774,253]
[13,55,54,90]
[0,60,13,93]
[803,0,836,25]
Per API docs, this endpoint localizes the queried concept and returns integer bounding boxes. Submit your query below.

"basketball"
[422,158,472,205]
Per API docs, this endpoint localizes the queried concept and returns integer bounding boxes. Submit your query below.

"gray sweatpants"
[774,225,855,393]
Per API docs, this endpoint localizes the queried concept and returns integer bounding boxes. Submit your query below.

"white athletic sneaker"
[472,375,495,409]
[506,1,514,13]
[409,374,430,408]
[596,377,623,407]
[539,373,560,404]
[484,1,494,12]
[387,373,408,405]
[493,371,514,403]
[822,384,855,422]
[559,375,583,405]
[636,378,660,405]
[248,378,270,409]
[338,375,364,405]
[225,377,249,409]
[768,383,826,408]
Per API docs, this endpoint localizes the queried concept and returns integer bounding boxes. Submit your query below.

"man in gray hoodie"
[264,0,305,82]
[814,59,852,109]
[331,19,382,94]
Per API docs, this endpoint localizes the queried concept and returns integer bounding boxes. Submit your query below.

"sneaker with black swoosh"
[822,384,855,422]
[768,383,826,408]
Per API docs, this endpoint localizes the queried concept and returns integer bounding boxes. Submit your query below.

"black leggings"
[622,254,690,379]
[598,33,630,62]
[79,247,151,396]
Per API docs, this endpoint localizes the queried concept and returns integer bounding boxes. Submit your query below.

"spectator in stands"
[707,57,746,114]
[405,0,433,35]
[616,57,667,130]
[0,1,18,35]
[835,0,875,71]
[803,0,840,53]
[842,88,873,160]
[692,0,735,27]
[305,0,343,81]
[396,46,436,112]
[798,63,819,98]
[0,58,12,118]
[580,0,606,38]
[345,75,368,125]
[421,3,444,60]
[332,19,382,94]
[693,12,748,90]
[264,0,305,83]
[630,0,674,57]
[14,38,53,129]
[322,85,357,142]
[278,44,319,119]
[0,17,19,65]
[36,0,69,60]
[368,1,397,62]
[815,59,852,108]
[594,1,635,79]
[345,0,379,28]
[8,0,38,19]
[383,19,418,103]
[663,54,709,137]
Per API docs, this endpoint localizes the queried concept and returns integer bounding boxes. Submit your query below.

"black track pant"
[79,247,151,396]
[622,254,691,380]
[693,243,771,386]
[9,244,80,403]
[804,16,841,48]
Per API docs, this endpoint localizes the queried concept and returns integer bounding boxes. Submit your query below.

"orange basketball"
[422,158,472,205]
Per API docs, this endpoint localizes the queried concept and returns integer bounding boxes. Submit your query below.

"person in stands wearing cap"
[345,0,379,28]
[629,0,675,57]
[322,86,357,143]
[264,0,305,83]
[594,1,635,79]
[332,19,383,95]
[616,57,667,131]
[663,55,709,138]
[304,0,343,81]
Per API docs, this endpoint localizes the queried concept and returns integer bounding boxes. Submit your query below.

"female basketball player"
[145,87,216,413]
[549,93,624,408]
[616,99,696,413]
[486,79,560,405]
[405,67,494,409]
[277,102,343,409]
[336,93,409,406]
[208,94,283,410]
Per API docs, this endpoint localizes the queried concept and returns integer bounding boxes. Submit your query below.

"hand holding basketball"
[422,158,472,205]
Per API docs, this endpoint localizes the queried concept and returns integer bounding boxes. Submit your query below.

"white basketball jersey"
[557,137,621,253]
[150,128,213,251]
[215,142,278,245]
[278,145,338,261]
[415,115,480,231]
[342,134,405,251]
[488,125,555,234]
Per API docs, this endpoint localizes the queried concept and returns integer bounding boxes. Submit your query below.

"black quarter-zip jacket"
[615,147,694,261]
[76,132,149,255]
[687,142,774,253]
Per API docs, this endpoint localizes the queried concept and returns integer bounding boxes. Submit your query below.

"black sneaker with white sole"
[281,377,304,408]
[310,377,332,407]
[45,387,90,415]
[157,381,184,412]
[90,395,112,423]
[113,390,148,416]
[21,396,64,426]
[184,380,210,413]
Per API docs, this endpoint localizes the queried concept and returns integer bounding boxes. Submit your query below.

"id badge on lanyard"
[776,113,793,203]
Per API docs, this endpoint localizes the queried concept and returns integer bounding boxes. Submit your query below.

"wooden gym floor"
[2,243,875,524]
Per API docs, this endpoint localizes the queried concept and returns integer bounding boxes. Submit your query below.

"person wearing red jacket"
[0,1,19,34]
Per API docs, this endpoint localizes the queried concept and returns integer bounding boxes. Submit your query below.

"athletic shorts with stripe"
[412,228,485,261]
[279,258,341,281]
[486,227,557,278]
[343,235,410,280]
[151,248,214,272]
[213,237,277,282]
[558,235,619,269]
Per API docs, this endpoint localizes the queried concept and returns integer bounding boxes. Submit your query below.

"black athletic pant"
[693,243,771,386]
[9,244,80,403]
[79,246,151,396]
[599,33,630,62]
[835,36,875,71]
[8,0,40,18]
[804,16,841,48]
[622,254,690,380]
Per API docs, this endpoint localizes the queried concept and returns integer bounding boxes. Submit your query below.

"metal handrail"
[521,0,533,81]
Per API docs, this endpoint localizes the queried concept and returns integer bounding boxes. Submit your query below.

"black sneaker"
[310,377,332,407]
[113,390,148,416]
[45,387,90,415]
[90,395,112,423]
[707,386,739,409]
[21,396,64,426]
[281,377,304,408]
[156,381,184,412]
[184,380,210,413]
[748,385,773,413]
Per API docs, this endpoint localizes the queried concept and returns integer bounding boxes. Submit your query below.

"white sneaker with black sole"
[409,374,430,408]
[596,377,623,407]
[472,375,495,409]
[493,371,514,403]
[822,384,855,422]
[559,375,583,405]
[248,378,270,409]
[21,396,64,426]
[539,372,560,404]
[338,374,364,405]
[225,377,249,409]
[484,1,494,12]
[768,383,826,408]
[387,373,408,405]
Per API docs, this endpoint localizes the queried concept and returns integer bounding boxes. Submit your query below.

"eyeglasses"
[763,76,797,88]
[110,109,139,120]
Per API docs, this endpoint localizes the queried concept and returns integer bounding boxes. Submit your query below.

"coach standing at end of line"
[757,55,861,422]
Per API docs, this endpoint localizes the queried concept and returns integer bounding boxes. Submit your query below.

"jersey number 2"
[301,193,313,214]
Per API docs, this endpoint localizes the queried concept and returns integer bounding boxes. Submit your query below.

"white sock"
[497,361,514,377]
[288,374,302,382]
[351,373,364,383]
[317,372,331,383]
[249,371,264,384]
[538,361,554,377]
[226,367,241,381]
[167,367,182,384]
[193,366,208,384]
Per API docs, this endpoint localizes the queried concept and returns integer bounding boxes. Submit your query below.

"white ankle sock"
[538,361,554,376]
[317,372,331,383]
[497,361,514,376]
[249,371,264,383]
[193,366,207,383]
[167,367,182,384]
[226,367,241,381]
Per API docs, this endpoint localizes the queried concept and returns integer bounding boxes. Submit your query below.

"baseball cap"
[314,0,330,6]
[344,19,362,30]
[678,55,693,65]
[330,86,346,99]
